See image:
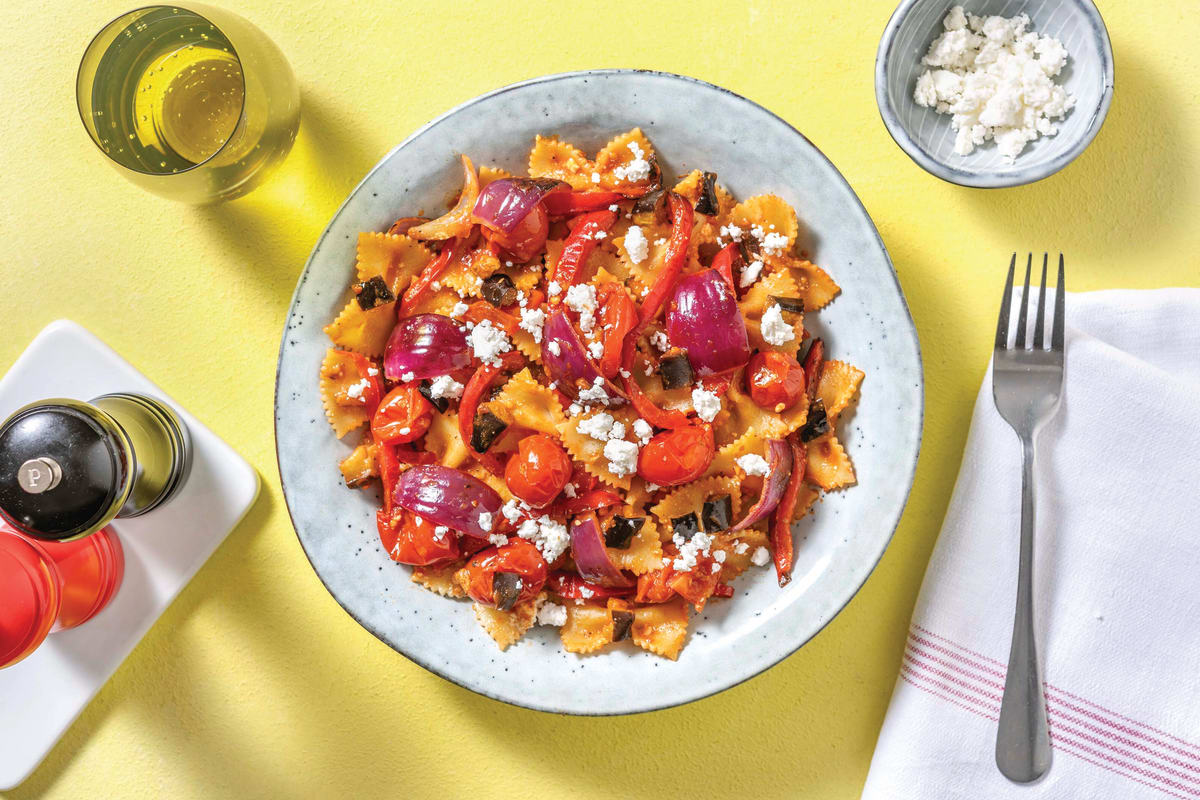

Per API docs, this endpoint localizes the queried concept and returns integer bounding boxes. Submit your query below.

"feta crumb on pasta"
[604,439,639,477]
[428,375,464,400]
[519,306,546,343]
[536,602,568,626]
[760,304,796,346]
[751,546,771,567]
[691,387,722,422]
[624,225,649,264]
[736,454,771,476]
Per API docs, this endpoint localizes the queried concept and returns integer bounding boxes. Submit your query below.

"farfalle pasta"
[320,130,862,659]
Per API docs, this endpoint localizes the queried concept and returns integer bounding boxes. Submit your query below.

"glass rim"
[74,3,248,177]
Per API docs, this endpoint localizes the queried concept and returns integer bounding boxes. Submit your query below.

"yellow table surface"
[2,0,1197,796]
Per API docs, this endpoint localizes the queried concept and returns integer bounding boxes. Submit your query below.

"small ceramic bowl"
[876,0,1114,187]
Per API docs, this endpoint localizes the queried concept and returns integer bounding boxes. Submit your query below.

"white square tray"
[0,320,259,790]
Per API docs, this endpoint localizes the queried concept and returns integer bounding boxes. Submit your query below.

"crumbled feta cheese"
[643,362,654,376]
[478,512,493,532]
[604,439,640,477]
[737,453,771,476]
[547,340,562,357]
[433,525,450,541]
[579,586,595,598]
[653,237,667,247]
[501,499,525,525]
[519,306,546,343]
[913,6,1076,160]
[562,483,577,498]
[609,421,626,440]
[594,230,607,240]
[760,303,796,346]
[591,171,601,184]
[577,376,611,406]
[536,602,568,626]
[397,426,410,436]
[449,300,469,319]
[345,379,369,399]
[428,374,464,400]
[672,530,714,572]
[719,223,743,242]
[612,140,651,182]
[587,340,604,360]
[578,412,616,442]
[646,483,660,492]
[761,232,789,255]
[517,515,570,561]
[711,562,722,573]
[366,367,379,377]
[739,258,764,288]
[633,419,654,443]
[650,331,671,352]
[568,403,583,417]
[469,319,513,366]
[751,546,771,567]
[547,280,562,297]
[691,387,722,422]
[624,225,649,264]
[713,549,727,564]
[608,204,619,212]
[733,540,749,555]
[565,283,598,333]
[400,371,415,383]
[488,533,508,547]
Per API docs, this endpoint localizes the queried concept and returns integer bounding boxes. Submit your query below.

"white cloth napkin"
[863,289,1200,800]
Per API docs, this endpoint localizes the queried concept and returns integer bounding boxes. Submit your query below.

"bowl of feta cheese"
[876,0,1113,187]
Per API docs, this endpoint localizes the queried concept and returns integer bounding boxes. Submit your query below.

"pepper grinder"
[0,393,191,542]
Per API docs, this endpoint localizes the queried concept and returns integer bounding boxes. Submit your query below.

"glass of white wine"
[76,4,300,203]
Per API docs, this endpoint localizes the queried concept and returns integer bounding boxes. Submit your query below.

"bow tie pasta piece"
[473,595,541,650]
[806,433,856,491]
[605,514,664,575]
[356,232,433,296]
[780,257,841,311]
[629,597,690,660]
[319,349,378,437]
[817,360,865,421]
[559,601,615,654]
[411,562,468,598]
[494,368,566,437]
[528,135,593,189]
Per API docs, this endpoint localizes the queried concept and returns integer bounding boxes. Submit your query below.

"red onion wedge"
[472,178,568,234]
[407,155,480,241]
[541,311,627,405]
[384,313,471,382]
[730,439,793,532]
[570,514,635,588]
[665,268,751,377]
[392,465,503,539]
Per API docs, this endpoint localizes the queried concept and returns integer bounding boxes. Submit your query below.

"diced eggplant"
[671,512,700,541]
[471,410,508,453]
[658,350,694,391]
[771,296,805,314]
[631,187,667,223]
[694,171,720,216]
[611,610,635,642]
[352,275,396,310]
[605,516,645,549]
[417,380,449,413]
[492,572,523,612]
[702,494,733,533]
[800,399,830,442]
[480,273,518,308]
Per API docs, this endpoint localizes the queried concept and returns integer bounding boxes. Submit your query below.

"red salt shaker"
[0,523,124,668]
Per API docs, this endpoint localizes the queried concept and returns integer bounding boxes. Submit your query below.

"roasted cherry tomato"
[371,384,434,445]
[504,434,572,507]
[377,507,460,566]
[462,539,548,608]
[746,351,807,412]
[635,562,677,604]
[637,424,715,487]
[483,202,549,263]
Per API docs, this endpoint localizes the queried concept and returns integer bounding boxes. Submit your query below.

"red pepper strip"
[771,436,808,586]
[802,338,825,402]
[548,571,635,600]
[550,209,617,288]
[620,193,694,370]
[554,489,623,517]
[623,374,691,429]
[463,301,520,336]
[713,583,734,599]
[377,442,400,515]
[458,352,525,476]
[597,283,637,379]
[400,238,462,317]
[542,190,624,216]
[711,242,741,294]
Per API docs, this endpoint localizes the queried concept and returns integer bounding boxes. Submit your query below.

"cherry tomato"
[371,385,433,445]
[746,351,807,412]
[377,507,460,566]
[635,562,677,604]
[637,424,715,487]
[462,539,548,608]
[597,283,637,379]
[484,202,549,263]
[504,434,572,507]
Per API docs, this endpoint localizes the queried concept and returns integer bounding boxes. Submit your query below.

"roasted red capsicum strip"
[712,583,734,599]
[802,337,825,402]
[770,436,808,585]
[548,571,635,599]
[710,241,741,294]
[550,209,617,289]
[542,190,624,216]
[623,376,691,429]
[463,301,520,336]
[458,351,525,475]
[400,238,463,317]
[597,283,637,379]
[554,489,623,517]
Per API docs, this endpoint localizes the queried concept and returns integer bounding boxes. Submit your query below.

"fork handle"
[996,437,1053,782]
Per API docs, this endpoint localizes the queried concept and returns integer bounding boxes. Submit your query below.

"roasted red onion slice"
[472,178,568,234]
[383,313,471,382]
[730,439,793,532]
[541,311,627,405]
[569,515,635,588]
[665,268,751,376]
[392,465,503,539]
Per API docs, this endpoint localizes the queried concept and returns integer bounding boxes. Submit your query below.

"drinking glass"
[76,4,300,203]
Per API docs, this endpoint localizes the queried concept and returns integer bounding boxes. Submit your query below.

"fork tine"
[1014,254,1032,350]
[1052,253,1066,352]
[1033,253,1048,349]
[995,253,1016,350]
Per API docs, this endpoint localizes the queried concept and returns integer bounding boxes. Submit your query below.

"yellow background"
[1,0,1196,797]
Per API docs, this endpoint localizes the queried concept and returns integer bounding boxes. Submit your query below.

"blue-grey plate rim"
[274,68,924,715]
[874,0,1115,188]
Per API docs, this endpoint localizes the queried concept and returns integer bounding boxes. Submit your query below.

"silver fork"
[992,253,1065,783]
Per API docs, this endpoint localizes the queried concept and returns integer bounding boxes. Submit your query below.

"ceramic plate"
[275,70,923,715]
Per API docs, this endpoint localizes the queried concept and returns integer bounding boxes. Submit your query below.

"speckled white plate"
[275,70,923,715]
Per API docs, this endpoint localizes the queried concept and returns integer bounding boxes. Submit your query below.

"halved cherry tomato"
[635,562,677,603]
[597,283,637,379]
[377,507,460,566]
[542,190,624,216]
[550,209,617,288]
[746,351,807,412]
[504,434,572,507]
[637,424,715,487]
[802,337,825,402]
[462,539,548,607]
[371,385,433,445]
[482,201,549,263]
[547,571,635,600]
